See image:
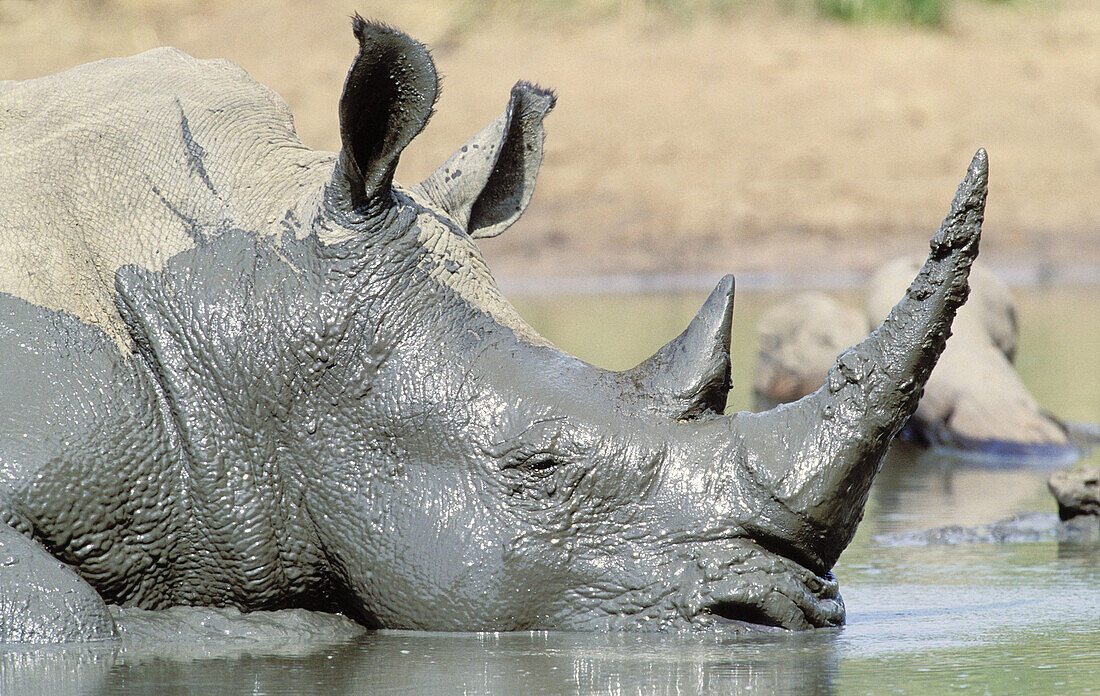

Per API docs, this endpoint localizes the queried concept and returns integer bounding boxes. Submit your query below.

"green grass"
[456,0,740,23]
[814,0,946,26]
[458,0,1018,29]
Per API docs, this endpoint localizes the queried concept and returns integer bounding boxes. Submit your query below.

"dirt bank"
[2,0,1097,287]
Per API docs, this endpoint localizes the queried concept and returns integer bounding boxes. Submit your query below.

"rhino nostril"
[703,600,786,629]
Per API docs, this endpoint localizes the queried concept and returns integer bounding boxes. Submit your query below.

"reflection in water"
[0,644,116,696]
[0,630,842,695]
[865,442,1058,536]
[2,287,1097,695]
[54,630,839,696]
[343,631,836,696]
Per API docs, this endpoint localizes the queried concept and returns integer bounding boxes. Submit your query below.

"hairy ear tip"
[351,12,367,38]
[350,15,401,44]
[513,81,557,112]
[348,17,437,81]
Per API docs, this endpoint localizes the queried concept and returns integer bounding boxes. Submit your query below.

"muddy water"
[2,286,1097,696]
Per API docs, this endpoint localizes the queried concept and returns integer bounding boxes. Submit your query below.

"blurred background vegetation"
[457,0,1017,27]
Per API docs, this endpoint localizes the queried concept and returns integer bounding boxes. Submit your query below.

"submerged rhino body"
[0,19,986,642]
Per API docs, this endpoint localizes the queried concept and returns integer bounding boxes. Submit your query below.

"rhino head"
[5,19,985,633]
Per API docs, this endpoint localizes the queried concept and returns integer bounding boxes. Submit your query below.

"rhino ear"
[332,17,438,211]
[415,82,555,238]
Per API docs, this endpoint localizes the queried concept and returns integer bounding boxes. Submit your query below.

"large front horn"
[730,150,987,571]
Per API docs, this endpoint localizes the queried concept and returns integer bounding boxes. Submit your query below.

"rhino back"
[0,48,334,349]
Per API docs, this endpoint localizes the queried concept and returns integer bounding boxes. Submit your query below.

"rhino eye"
[503,453,564,478]
[500,453,573,504]
[519,455,562,476]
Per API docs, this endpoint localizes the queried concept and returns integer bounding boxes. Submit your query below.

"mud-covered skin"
[0,523,116,643]
[1,19,985,641]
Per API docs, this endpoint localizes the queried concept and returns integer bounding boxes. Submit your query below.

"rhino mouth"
[703,600,789,629]
[697,569,843,631]
[681,540,845,631]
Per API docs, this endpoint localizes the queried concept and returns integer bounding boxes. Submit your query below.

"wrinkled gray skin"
[0,523,116,643]
[755,260,1072,461]
[0,19,986,642]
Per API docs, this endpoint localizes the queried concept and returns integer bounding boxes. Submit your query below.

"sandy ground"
[1,0,1097,288]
